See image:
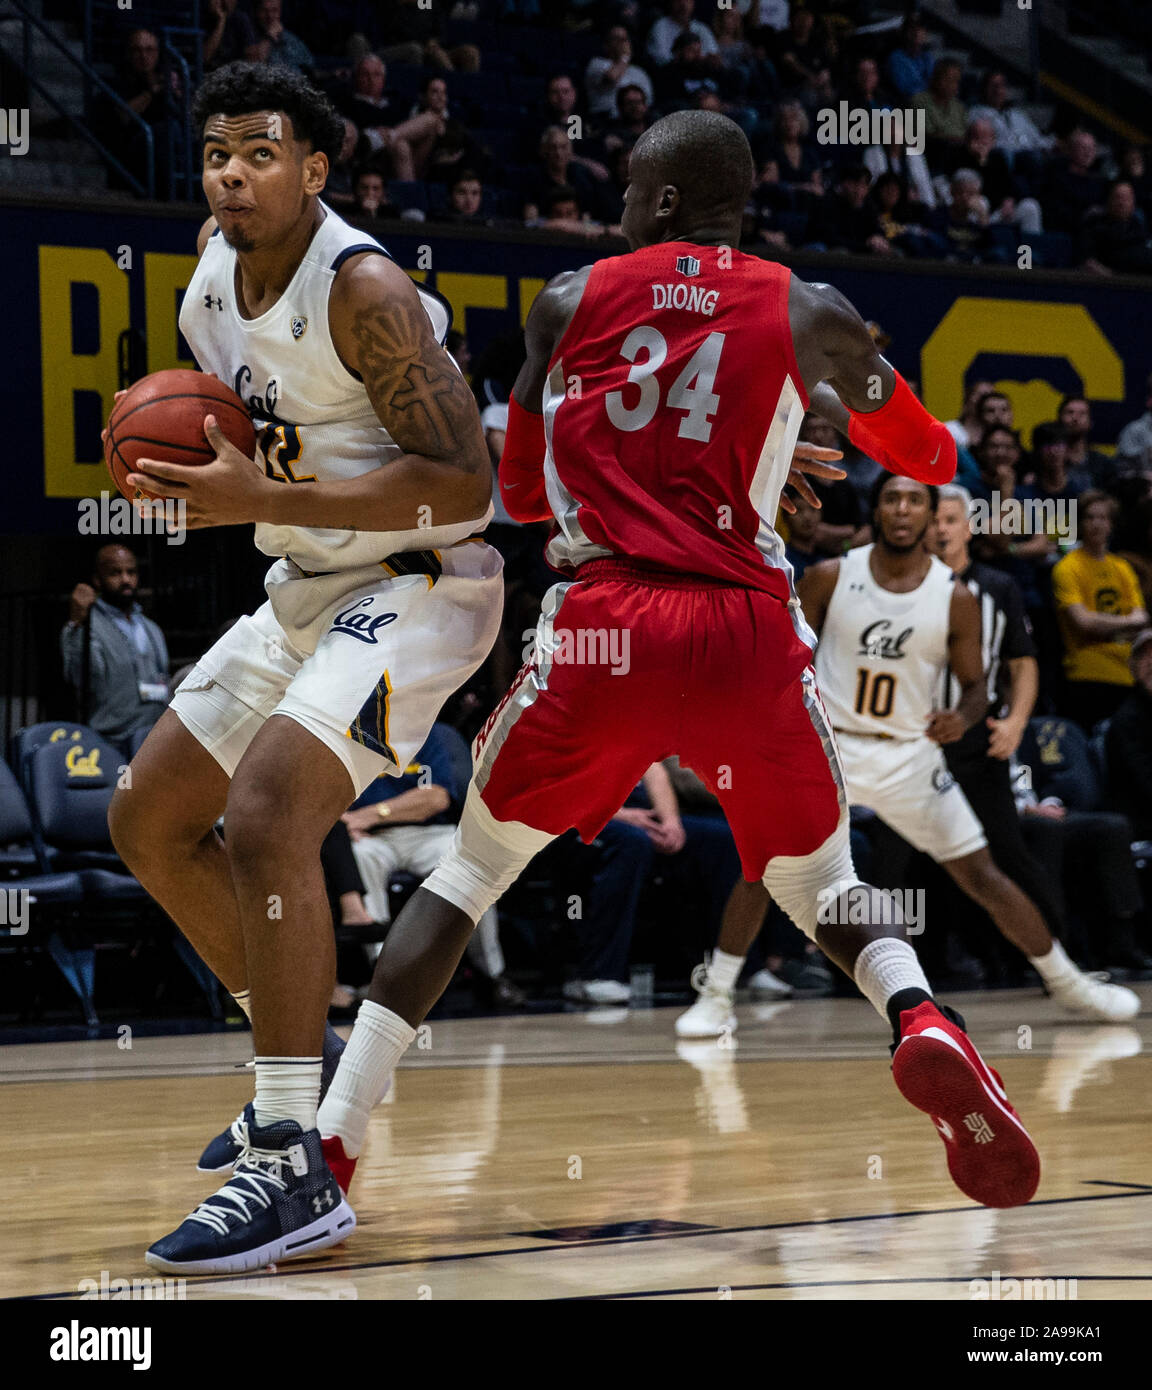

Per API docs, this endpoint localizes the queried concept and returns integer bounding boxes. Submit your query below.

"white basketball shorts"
[833,730,987,863]
[169,540,503,797]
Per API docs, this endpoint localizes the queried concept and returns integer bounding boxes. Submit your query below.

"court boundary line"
[563,1274,1152,1300]
[19,1184,1152,1300]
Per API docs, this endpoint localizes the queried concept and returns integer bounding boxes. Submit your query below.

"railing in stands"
[0,0,155,198]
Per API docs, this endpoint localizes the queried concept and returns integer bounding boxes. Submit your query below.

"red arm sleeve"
[498,396,553,524]
[846,372,957,485]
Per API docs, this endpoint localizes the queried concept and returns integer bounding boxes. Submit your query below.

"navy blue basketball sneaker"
[198,1023,346,1174]
[148,1104,355,1274]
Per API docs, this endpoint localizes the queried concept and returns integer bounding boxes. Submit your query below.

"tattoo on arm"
[351,299,480,469]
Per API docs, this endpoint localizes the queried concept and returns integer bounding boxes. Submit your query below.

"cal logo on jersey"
[291,315,308,340]
[676,255,701,276]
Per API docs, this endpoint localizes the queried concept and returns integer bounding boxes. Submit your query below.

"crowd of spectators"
[97,1,1152,274]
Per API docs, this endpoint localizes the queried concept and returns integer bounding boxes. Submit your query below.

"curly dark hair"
[192,62,345,163]
[869,470,939,515]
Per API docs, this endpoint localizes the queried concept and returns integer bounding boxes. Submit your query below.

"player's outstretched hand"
[779,442,846,515]
[128,416,270,528]
[925,710,966,745]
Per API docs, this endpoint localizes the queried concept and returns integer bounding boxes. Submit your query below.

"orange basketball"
[104,370,256,502]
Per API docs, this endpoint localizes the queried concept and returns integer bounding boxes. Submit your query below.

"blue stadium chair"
[10,721,98,789]
[21,734,222,1023]
[22,730,130,875]
[0,758,92,1025]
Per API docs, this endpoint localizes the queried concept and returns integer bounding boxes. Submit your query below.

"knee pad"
[762,814,864,943]
[422,785,554,924]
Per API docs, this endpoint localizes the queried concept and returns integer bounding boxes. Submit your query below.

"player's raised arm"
[498,266,591,524]
[791,278,956,486]
[926,581,986,745]
[795,557,840,638]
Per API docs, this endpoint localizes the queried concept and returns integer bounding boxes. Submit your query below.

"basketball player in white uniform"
[800,474,1136,1023]
[105,64,503,1273]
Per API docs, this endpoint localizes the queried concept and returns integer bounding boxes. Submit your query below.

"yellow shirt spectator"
[1052,547,1143,686]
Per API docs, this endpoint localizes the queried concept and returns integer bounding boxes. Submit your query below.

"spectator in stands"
[928,168,991,262]
[976,389,1015,438]
[600,83,653,155]
[1052,491,1149,729]
[885,14,934,99]
[1012,720,1152,975]
[523,126,608,223]
[655,32,730,113]
[764,100,823,204]
[969,426,1057,609]
[1079,181,1152,276]
[946,379,996,452]
[941,119,1043,233]
[1019,421,1084,507]
[796,412,867,554]
[1106,628,1152,839]
[1115,497,1152,612]
[783,494,821,581]
[337,55,442,183]
[712,7,776,104]
[646,0,721,68]
[540,73,584,133]
[246,0,313,73]
[375,0,481,72]
[1115,371,1152,473]
[585,25,653,118]
[323,117,362,210]
[352,169,399,222]
[1057,395,1113,491]
[433,169,488,224]
[912,58,968,158]
[411,75,488,183]
[807,164,892,256]
[342,724,524,1007]
[772,4,835,107]
[1118,145,1152,224]
[113,27,180,128]
[202,0,256,71]
[871,170,948,258]
[968,70,1054,163]
[1040,128,1105,236]
[561,761,742,1004]
[61,545,170,754]
[863,133,936,212]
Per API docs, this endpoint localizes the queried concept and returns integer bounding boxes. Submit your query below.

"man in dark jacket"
[60,544,170,753]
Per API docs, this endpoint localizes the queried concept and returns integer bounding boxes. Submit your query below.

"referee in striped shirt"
[931,484,1069,941]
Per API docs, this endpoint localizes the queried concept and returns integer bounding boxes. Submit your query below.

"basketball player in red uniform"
[314,110,1041,1215]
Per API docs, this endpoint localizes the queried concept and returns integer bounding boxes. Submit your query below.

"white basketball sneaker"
[1047,970,1141,1022]
[676,983,737,1038]
[745,968,792,999]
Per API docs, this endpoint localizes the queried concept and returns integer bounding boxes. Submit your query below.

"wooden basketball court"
[4,988,1150,1301]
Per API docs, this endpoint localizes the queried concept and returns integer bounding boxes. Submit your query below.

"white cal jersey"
[179,202,492,572]
[814,544,956,740]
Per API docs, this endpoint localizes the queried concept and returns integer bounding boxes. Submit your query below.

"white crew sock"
[853,937,932,1021]
[1028,939,1080,988]
[253,1058,322,1131]
[231,990,252,1020]
[317,1000,417,1157]
[705,949,744,994]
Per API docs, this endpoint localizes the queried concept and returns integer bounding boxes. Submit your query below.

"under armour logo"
[312,1189,335,1213]
[203,294,223,311]
[962,1111,995,1144]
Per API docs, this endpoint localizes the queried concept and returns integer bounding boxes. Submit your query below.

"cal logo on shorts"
[331,598,398,644]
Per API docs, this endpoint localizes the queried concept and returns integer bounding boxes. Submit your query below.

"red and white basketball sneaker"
[321,1136,357,1196]
[892,1001,1040,1208]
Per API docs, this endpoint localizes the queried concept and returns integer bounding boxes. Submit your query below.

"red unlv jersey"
[540,240,810,602]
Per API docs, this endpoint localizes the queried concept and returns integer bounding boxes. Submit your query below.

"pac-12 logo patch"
[291,315,308,339]
[675,254,701,277]
[931,765,956,794]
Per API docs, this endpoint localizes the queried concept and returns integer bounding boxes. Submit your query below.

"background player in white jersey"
[104,64,502,1273]
[680,474,1139,1035]
[800,475,1136,1021]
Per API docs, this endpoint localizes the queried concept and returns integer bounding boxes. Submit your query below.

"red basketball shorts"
[471,560,847,880]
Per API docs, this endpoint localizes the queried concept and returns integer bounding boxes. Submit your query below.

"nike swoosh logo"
[929,445,941,468]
